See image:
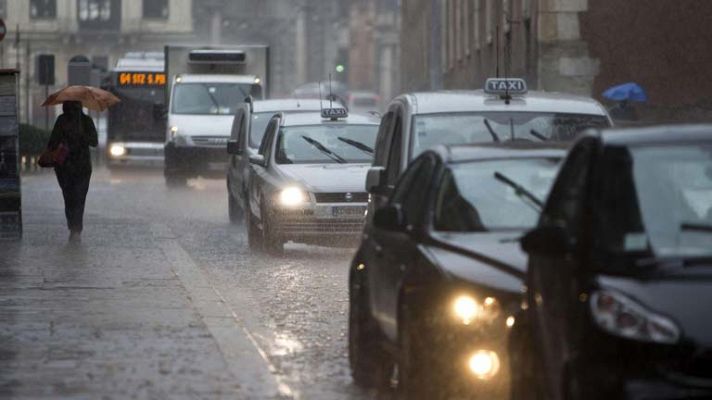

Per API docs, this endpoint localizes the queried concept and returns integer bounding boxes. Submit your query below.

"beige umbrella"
[41,85,120,112]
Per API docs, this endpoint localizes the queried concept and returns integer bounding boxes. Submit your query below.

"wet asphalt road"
[1,167,393,399]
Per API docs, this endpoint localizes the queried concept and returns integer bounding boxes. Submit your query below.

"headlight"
[467,350,501,380]
[590,290,680,344]
[170,126,179,139]
[279,187,307,206]
[451,294,501,325]
[109,144,126,157]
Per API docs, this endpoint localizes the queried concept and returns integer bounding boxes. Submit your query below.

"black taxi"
[348,142,566,398]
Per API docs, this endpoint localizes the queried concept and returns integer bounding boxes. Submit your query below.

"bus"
[105,52,166,167]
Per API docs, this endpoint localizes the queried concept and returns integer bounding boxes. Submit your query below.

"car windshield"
[275,124,378,164]
[434,157,562,232]
[172,83,256,115]
[412,112,609,158]
[595,143,712,260]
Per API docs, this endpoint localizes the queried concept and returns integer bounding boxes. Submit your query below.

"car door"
[371,155,436,340]
[249,118,279,221]
[528,138,596,399]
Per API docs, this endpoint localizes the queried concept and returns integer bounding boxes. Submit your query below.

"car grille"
[191,136,229,147]
[278,220,365,235]
[314,192,368,203]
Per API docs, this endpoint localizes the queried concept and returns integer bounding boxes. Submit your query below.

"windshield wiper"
[529,129,548,141]
[493,171,544,212]
[681,222,712,233]
[483,119,501,142]
[337,137,373,154]
[301,136,347,163]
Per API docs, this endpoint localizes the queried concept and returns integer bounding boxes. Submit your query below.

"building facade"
[402,0,712,122]
[0,0,193,126]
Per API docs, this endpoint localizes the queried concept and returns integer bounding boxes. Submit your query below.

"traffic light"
[335,64,345,73]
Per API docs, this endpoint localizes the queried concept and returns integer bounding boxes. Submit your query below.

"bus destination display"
[118,72,166,87]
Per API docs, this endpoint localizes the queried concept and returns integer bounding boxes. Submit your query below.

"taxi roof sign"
[321,107,348,120]
[484,78,528,96]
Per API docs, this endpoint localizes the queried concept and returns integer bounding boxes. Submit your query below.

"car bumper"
[108,142,164,165]
[269,204,367,244]
[164,142,228,177]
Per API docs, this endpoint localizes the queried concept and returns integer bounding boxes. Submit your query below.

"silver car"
[246,110,380,253]
[226,98,329,223]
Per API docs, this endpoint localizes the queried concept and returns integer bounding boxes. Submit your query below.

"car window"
[435,158,561,231]
[385,113,403,187]
[542,140,594,233]
[258,119,278,156]
[373,111,395,166]
[392,155,436,228]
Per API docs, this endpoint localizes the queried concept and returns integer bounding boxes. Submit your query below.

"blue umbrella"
[602,82,648,102]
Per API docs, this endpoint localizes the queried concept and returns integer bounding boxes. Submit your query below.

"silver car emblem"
[345,192,353,202]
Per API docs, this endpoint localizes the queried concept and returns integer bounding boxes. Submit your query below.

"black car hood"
[425,231,526,293]
[598,272,712,347]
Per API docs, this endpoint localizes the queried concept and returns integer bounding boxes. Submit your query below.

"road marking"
[155,226,295,399]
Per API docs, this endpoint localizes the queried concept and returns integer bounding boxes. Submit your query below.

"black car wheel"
[398,305,444,399]
[348,266,393,389]
[228,189,244,224]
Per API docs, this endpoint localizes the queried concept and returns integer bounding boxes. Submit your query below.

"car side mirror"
[249,154,266,167]
[366,167,386,193]
[520,225,572,256]
[373,204,405,231]
[227,140,242,155]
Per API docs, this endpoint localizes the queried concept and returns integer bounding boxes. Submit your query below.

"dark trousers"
[55,169,91,232]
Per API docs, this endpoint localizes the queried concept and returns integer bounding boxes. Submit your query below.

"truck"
[163,45,269,187]
[105,52,167,167]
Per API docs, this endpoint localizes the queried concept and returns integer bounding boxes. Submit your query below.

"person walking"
[47,101,98,241]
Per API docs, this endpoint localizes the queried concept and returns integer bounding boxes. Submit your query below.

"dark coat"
[48,113,98,175]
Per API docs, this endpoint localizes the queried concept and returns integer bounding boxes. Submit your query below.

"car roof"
[429,141,569,164]
[599,124,712,146]
[252,98,329,113]
[177,74,257,83]
[279,111,380,126]
[395,90,609,116]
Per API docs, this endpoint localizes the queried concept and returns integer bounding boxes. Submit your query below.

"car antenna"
[329,73,333,109]
[318,80,324,113]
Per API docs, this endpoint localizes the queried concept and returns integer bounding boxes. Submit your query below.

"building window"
[78,0,121,31]
[0,0,6,19]
[79,0,112,21]
[463,0,470,56]
[441,0,448,72]
[455,0,462,61]
[448,0,455,68]
[143,0,168,19]
[30,0,56,19]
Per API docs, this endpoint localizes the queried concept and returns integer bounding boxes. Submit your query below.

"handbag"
[38,142,70,168]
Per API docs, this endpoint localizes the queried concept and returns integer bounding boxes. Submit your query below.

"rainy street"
[1,167,377,400]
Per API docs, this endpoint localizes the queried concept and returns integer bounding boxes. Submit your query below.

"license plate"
[332,206,366,217]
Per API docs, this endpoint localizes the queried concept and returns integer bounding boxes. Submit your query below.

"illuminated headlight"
[254,77,261,84]
[467,350,500,380]
[170,126,179,139]
[451,294,501,325]
[279,187,307,207]
[590,290,680,344]
[109,144,126,157]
